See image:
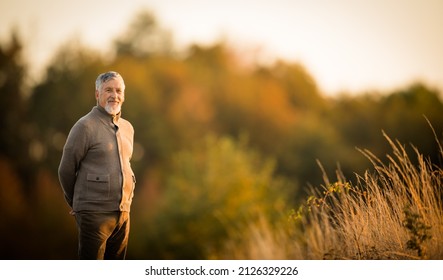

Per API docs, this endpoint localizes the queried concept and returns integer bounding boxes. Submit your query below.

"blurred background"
[0,0,442,259]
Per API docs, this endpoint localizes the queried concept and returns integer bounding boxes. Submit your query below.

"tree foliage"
[131,136,288,259]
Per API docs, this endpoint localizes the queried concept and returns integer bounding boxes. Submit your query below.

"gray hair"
[95,71,125,91]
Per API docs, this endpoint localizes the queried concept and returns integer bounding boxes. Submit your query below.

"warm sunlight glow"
[1,0,442,95]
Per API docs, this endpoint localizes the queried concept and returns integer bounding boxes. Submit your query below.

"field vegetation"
[220,127,442,259]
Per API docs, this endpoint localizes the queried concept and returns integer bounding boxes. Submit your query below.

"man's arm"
[58,122,89,208]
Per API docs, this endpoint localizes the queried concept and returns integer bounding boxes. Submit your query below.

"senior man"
[58,71,136,259]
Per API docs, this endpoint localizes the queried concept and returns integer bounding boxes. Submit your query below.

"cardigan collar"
[95,105,121,125]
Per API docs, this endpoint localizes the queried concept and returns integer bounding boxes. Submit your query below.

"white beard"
[105,103,121,115]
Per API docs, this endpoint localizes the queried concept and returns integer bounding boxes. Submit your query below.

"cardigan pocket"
[86,173,110,200]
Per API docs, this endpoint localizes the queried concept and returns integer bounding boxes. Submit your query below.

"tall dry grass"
[220,127,443,259]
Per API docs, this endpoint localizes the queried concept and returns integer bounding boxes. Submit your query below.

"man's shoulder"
[119,116,132,125]
[72,108,99,129]
[119,117,134,132]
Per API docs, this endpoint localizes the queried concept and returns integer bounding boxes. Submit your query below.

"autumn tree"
[0,30,32,176]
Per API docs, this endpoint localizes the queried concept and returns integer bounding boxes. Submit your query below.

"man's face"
[96,77,125,115]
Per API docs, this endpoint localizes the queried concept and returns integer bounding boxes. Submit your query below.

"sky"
[1,0,442,95]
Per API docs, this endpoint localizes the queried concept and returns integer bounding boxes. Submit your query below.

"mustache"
[107,98,122,102]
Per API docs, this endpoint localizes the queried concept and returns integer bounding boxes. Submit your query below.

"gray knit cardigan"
[58,106,135,212]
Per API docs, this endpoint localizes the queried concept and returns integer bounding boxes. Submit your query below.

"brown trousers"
[74,211,130,260]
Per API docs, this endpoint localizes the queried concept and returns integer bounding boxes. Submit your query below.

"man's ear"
[95,90,99,101]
